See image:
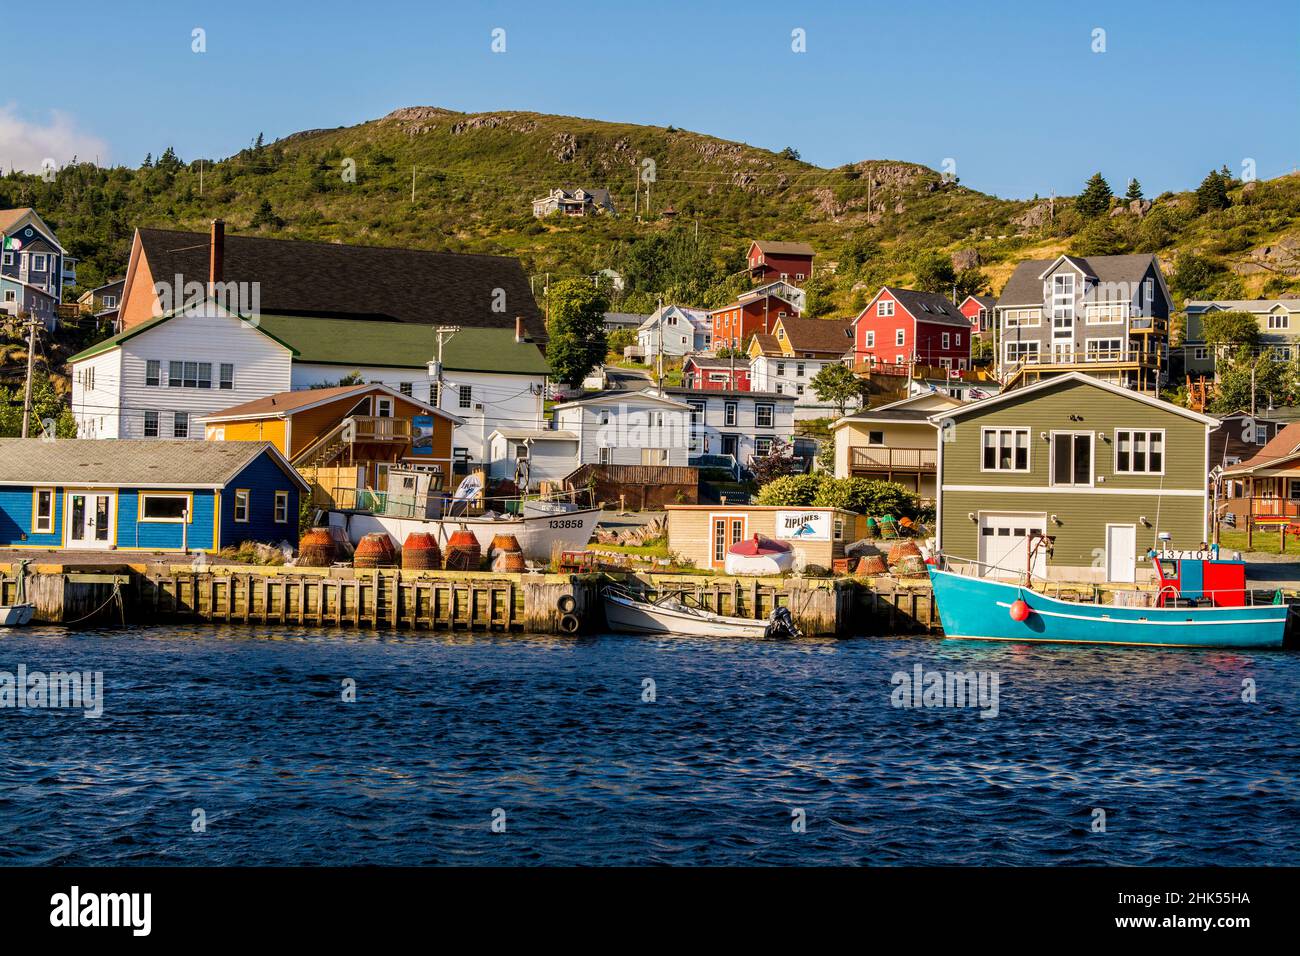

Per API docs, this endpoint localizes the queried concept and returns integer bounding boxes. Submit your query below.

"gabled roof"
[130,227,546,340]
[774,316,855,352]
[927,371,1219,426]
[830,391,961,430]
[639,305,711,331]
[198,382,460,424]
[0,208,63,250]
[489,428,579,442]
[1185,299,1300,314]
[998,254,1164,308]
[663,386,794,402]
[67,299,299,363]
[551,387,693,411]
[0,438,308,491]
[1225,421,1300,472]
[750,240,815,257]
[253,317,550,375]
[959,294,997,311]
[684,355,748,370]
[859,287,969,328]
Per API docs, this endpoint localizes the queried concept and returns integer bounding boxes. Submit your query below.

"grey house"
[995,253,1171,393]
[531,187,615,217]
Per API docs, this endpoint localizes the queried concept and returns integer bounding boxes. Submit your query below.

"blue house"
[1,208,77,325]
[0,439,308,553]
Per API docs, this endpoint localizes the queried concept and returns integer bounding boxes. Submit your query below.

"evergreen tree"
[1196,169,1231,213]
[1125,178,1143,201]
[1076,172,1113,218]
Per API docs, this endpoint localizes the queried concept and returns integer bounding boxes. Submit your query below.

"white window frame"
[1049,430,1095,488]
[32,487,54,534]
[1268,311,1289,330]
[274,490,290,524]
[755,403,774,428]
[1003,341,1040,365]
[942,332,950,349]
[1003,308,1042,329]
[1114,428,1165,476]
[980,427,1031,473]
[1085,337,1124,362]
[139,492,191,524]
[895,329,905,347]
[877,300,895,317]
[865,331,875,348]
[233,489,250,523]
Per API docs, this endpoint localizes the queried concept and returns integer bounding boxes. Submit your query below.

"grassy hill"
[4,105,1300,325]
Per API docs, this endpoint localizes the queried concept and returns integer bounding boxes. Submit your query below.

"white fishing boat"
[603,584,801,639]
[0,604,34,627]
[327,468,602,562]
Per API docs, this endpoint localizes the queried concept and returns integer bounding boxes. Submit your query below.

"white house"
[746,315,857,421]
[486,428,581,486]
[552,388,694,467]
[662,387,796,467]
[636,306,712,360]
[67,297,295,440]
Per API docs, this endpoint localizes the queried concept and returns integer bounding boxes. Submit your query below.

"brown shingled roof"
[134,227,546,340]
[752,240,815,257]
[776,316,855,353]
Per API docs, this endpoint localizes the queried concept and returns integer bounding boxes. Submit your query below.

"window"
[1051,274,1076,325]
[1051,432,1093,486]
[1255,425,1269,445]
[375,397,394,418]
[274,491,289,524]
[220,364,234,390]
[140,494,189,522]
[233,490,250,523]
[867,430,884,446]
[1289,479,1300,500]
[795,273,805,281]
[1268,312,1289,330]
[458,385,472,409]
[796,384,804,395]
[982,428,1030,472]
[833,518,844,541]
[146,360,160,386]
[1192,346,1209,361]
[1003,308,1041,328]
[877,300,895,317]
[32,253,47,272]
[942,333,951,349]
[102,295,117,308]
[1085,338,1124,361]
[955,333,961,346]
[755,403,774,427]
[598,408,611,425]
[865,331,875,348]
[33,488,54,534]
[895,329,905,347]
[724,401,737,426]
[1004,341,1040,364]
[144,410,159,437]
[1115,430,1164,475]
[755,437,774,457]
[1143,277,1154,308]
[1086,301,1126,324]
[776,362,786,376]
[173,411,189,438]
[169,361,182,387]
[1,252,11,266]
[598,446,612,465]
[399,382,413,397]
[796,363,805,377]
[197,362,212,389]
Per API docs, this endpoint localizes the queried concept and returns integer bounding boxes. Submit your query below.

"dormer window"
[878,300,895,317]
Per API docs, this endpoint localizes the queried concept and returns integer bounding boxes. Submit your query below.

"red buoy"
[1009,598,1030,622]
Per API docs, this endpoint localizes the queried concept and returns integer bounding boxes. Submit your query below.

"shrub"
[812,477,919,517]
[753,474,821,506]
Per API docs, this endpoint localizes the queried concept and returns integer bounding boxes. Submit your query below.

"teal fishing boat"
[928,554,1293,649]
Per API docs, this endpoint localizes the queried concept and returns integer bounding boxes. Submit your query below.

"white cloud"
[0,104,109,173]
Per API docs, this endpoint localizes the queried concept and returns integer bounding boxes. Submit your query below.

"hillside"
[4,105,1300,323]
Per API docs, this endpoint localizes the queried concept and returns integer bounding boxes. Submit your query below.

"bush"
[754,474,920,517]
[753,474,821,506]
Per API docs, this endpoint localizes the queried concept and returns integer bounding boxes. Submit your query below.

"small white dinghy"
[603,584,801,639]
[724,534,794,576]
[0,604,34,627]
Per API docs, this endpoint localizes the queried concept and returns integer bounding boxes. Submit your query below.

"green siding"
[937,378,1210,568]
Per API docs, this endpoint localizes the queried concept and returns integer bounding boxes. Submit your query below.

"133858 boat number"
[548,518,585,529]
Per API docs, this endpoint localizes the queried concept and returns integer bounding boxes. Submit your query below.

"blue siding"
[219,455,301,549]
[0,486,63,547]
[115,490,216,551]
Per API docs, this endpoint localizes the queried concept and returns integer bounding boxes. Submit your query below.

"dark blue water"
[0,624,1296,865]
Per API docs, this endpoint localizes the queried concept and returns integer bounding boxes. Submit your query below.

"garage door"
[978,512,1048,580]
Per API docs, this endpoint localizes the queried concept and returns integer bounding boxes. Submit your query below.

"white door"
[1106,524,1137,583]
[65,492,115,549]
[977,512,1048,580]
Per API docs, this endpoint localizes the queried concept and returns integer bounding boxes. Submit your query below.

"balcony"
[350,415,411,442]
[850,446,937,473]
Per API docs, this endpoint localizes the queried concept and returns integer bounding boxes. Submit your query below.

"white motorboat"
[0,604,34,627]
[603,585,801,639]
[723,534,795,576]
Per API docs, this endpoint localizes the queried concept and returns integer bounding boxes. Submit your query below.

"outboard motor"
[764,605,802,640]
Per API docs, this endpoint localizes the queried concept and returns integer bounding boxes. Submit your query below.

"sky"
[2,0,1297,199]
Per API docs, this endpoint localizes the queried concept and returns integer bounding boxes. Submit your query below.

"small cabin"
[0,439,307,553]
[666,505,862,571]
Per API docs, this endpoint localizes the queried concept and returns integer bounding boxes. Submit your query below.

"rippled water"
[0,624,1296,865]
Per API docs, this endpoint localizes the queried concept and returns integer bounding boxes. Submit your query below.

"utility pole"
[1250,362,1257,417]
[20,315,37,438]
[411,166,417,203]
[199,159,204,196]
[430,325,461,408]
[656,298,664,391]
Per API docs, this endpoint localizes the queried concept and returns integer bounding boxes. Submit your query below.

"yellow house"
[829,392,961,500]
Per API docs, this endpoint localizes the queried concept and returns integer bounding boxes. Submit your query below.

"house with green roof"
[69,299,551,470]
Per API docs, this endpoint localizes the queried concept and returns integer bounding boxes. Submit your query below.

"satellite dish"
[453,474,482,501]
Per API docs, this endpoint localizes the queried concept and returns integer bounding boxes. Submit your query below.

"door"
[1106,524,1137,583]
[977,512,1047,580]
[65,492,115,549]
[711,515,747,569]
[720,434,739,459]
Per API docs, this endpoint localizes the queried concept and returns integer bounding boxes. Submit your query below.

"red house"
[958,294,997,340]
[852,287,972,370]
[747,240,815,285]
[710,288,801,351]
[682,355,751,391]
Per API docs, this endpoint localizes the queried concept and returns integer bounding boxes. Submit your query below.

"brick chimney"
[208,219,225,293]
[515,315,526,343]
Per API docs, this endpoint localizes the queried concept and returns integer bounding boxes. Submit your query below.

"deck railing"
[850,446,937,472]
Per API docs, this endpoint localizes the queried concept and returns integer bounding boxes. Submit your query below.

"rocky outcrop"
[951,248,981,271]
[552,132,578,163]
[1233,236,1300,276]
[1013,203,1052,231]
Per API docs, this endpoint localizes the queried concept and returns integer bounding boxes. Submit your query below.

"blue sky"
[3,0,1296,198]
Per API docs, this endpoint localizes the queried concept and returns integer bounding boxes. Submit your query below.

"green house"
[930,373,1219,583]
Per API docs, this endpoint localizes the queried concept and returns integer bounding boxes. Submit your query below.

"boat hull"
[603,593,770,638]
[329,507,602,563]
[0,604,34,627]
[928,568,1290,649]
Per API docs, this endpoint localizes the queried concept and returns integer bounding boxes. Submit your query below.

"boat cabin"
[1150,550,1248,607]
